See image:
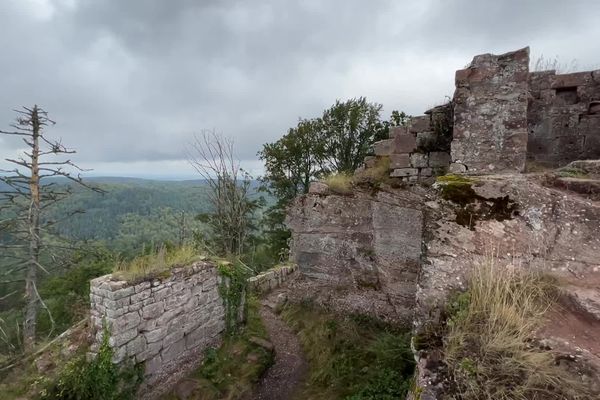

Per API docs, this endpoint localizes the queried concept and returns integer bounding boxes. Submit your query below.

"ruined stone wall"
[528,69,600,167]
[451,47,530,173]
[90,261,225,396]
[247,264,298,293]
[359,104,452,182]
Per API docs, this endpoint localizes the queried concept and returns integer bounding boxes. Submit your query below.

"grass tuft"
[322,173,354,195]
[444,263,594,400]
[113,245,201,281]
[354,156,391,187]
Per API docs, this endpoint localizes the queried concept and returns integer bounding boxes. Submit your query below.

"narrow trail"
[247,290,307,400]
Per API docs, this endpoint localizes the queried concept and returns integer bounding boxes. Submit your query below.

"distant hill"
[1,176,271,256]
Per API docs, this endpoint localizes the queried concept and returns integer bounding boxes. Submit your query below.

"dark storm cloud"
[1,0,599,177]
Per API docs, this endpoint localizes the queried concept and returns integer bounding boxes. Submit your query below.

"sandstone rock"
[374,139,395,156]
[390,153,411,168]
[410,153,429,168]
[428,152,451,168]
[452,47,530,173]
[389,125,408,138]
[142,302,164,320]
[448,162,467,173]
[162,338,186,363]
[286,189,425,324]
[409,115,431,133]
[390,168,418,178]
[394,134,417,153]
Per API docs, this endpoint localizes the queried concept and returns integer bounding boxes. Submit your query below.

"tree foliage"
[320,97,388,173]
[259,97,404,260]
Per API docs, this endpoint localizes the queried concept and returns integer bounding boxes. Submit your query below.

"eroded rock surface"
[286,188,425,324]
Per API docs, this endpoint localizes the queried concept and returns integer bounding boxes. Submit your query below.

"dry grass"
[444,262,594,400]
[113,245,201,281]
[354,156,391,185]
[322,173,354,195]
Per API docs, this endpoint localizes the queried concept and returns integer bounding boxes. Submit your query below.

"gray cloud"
[1,0,599,177]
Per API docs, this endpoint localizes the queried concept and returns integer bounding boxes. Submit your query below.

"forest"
[0,99,406,398]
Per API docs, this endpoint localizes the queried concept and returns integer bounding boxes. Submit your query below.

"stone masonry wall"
[451,47,530,173]
[358,103,453,183]
[528,69,600,167]
[247,264,298,293]
[90,261,225,396]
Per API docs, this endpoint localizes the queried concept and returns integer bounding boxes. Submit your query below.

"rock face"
[287,174,600,398]
[419,174,600,325]
[452,47,530,173]
[286,188,425,324]
[90,261,226,399]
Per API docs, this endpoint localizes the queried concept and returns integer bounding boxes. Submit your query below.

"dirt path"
[247,290,307,400]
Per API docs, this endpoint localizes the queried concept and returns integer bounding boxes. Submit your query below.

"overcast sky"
[0,0,599,179]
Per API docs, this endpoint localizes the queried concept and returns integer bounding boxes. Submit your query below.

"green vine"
[217,261,250,334]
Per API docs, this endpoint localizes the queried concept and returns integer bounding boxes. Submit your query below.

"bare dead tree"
[187,130,257,257]
[0,105,102,351]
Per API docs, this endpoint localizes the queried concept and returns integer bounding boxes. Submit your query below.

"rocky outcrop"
[286,172,600,399]
[286,187,425,324]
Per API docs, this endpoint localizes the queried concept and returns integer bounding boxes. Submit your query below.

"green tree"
[258,118,325,260]
[259,99,403,261]
[320,97,388,173]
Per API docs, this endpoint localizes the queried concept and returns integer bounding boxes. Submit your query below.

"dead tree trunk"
[0,105,101,351]
[23,106,41,349]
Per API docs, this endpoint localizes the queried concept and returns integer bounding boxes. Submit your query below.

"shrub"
[39,329,141,400]
[444,263,594,400]
[323,173,354,195]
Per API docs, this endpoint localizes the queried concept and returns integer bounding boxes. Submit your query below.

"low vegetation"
[323,173,354,194]
[38,329,142,400]
[163,296,273,400]
[112,245,201,281]
[354,156,391,186]
[282,302,414,400]
[443,263,594,400]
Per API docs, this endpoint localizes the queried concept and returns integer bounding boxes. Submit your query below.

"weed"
[443,263,594,400]
[557,166,588,178]
[282,303,414,400]
[39,328,142,400]
[323,173,354,195]
[355,156,391,188]
[113,245,201,281]
[217,261,251,334]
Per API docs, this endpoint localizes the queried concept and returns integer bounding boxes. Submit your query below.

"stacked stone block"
[451,47,530,174]
[247,264,298,293]
[89,261,225,388]
[528,69,600,167]
[368,112,452,182]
